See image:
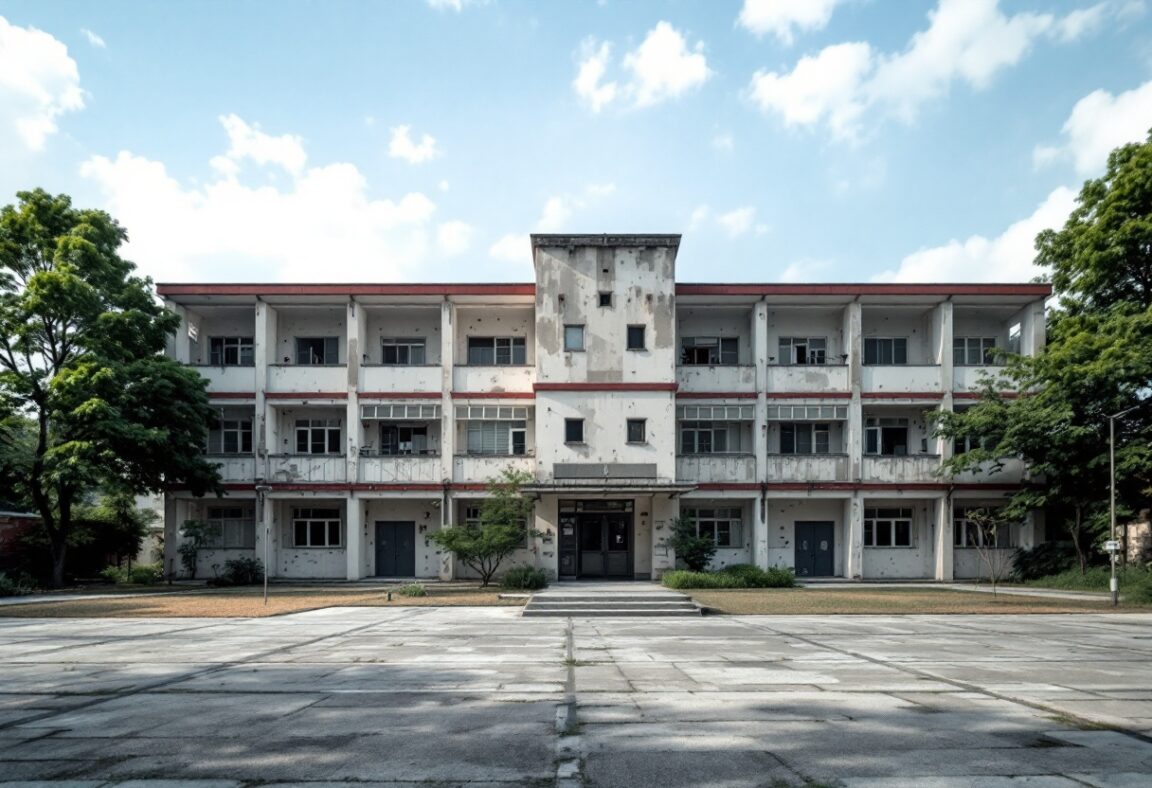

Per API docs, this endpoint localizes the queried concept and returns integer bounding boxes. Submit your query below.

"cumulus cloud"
[79,115,465,283]
[0,16,84,151]
[80,28,106,48]
[488,233,530,263]
[488,184,616,264]
[716,206,757,238]
[737,0,846,44]
[686,204,766,238]
[574,21,711,112]
[748,0,1115,140]
[711,131,734,152]
[388,125,441,164]
[872,187,1076,282]
[1033,79,1152,175]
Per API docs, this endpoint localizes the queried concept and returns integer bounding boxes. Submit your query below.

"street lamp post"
[1108,405,1142,607]
[255,481,273,606]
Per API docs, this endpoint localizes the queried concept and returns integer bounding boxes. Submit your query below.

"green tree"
[0,189,221,587]
[665,516,717,572]
[429,468,536,587]
[75,490,158,570]
[935,131,1152,573]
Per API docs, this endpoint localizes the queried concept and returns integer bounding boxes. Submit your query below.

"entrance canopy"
[522,481,697,497]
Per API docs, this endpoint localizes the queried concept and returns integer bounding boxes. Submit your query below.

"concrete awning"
[521,482,697,497]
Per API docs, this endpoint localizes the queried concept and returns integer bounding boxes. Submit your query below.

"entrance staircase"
[521,582,702,617]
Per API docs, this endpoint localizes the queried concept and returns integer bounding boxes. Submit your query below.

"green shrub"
[398,583,427,597]
[665,517,717,572]
[1126,572,1152,605]
[0,571,34,597]
[662,566,795,590]
[100,563,164,585]
[207,557,264,587]
[1010,542,1082,581]
[501,565,549,590]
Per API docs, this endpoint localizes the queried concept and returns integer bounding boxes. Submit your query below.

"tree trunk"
[1071,506,1088,575]
[51,543,68,589]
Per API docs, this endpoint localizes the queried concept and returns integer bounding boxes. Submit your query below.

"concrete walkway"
[800,580,1115,602]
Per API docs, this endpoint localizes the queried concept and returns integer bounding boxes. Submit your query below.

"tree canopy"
[0,189,220,586]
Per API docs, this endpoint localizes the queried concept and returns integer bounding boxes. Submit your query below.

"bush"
[398,583,427,597]
[1010,542,1081,581]
[1126,571,1152,605]
[501,565,549,590]
[208,558,264,587]
[662,565,795,590]
[0,571,34,597]
[665,517,717,572]
[99,563,164,585]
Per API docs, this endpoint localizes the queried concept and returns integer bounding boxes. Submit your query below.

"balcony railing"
[765,454,849,482]
[360,365,442,393]
[358,454,442,483]
[452,365,535,394]
[453,454,534,483]
[766,365,849,394]
[190,365,257,392]
[676,454,756,483]
[206,455,257,482]
[267,364,349,393]
[861,454,941,482]
[676,365,756,393]
[861,365,942,394]
[267,454,347,483]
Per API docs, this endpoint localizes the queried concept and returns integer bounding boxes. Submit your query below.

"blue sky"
[1,0,1150,285]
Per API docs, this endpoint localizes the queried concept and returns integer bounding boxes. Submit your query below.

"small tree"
[177,519,219,580]
[429,469,536,587]
[665,516,717,572]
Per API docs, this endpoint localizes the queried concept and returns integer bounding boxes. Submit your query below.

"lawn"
[0,583,523,618]
[687,587,1143,615]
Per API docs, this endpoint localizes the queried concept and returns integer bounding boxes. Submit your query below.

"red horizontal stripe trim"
[676,283,1052,297]
[208,392,256,399]
[766,391,852,399]
[451,391,535,399]
[358,391,442,399]
[693,482,1028,492]
[265,391,348,400]
[534,382,678,392]
[677,391,758,399]
[953,391,1020,400]
[157,283,535,297]
[861,392,943,400]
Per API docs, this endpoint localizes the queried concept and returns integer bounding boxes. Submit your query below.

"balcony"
[206,455,257,482]
[267,365,349,393]
[361,365,442,394]
[676,454,756,483]
[267,454,347,483]
[861,455,941,482]
[453,365,534,394]
[767,365,848,394]
[453,454,534,483]
[359,454,442,483]
[861,366,942,395]
[676,365,756,394]
[765,454,849,482]
[953,365,1006,393]
[946,457,1027,484]
[191,365,257,393]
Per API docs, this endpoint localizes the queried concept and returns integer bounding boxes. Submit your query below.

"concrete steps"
[522,584,702,617]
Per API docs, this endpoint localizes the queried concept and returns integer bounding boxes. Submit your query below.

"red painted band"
[676,392,758,399]
[534,382,678,392]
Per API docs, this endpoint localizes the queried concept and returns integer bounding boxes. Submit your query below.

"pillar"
[751,493,769,570]
[753,300,769,486]
[844,302,863,481]
[346,300,365,485]
[346,496,363,580]
[933,494,954,581]
[845,495,864,579]
[261,496,277,579]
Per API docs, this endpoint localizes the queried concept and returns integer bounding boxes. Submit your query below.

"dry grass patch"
[0,584,522,618]
[688,587,1138,615]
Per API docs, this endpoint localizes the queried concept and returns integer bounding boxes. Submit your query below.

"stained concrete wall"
[454,307,534,366]
[364,307,442,365]
[861,307,935,364]
[274,307,347,365]
[767,307,846,362]
[360,498,444,578]
[271,498,347,578]
[188,308,257,365]
[860,497,936,579]
[679,497,754,570]
[676,307,754,365]
[764,498,846,573]
[536,391,675,478]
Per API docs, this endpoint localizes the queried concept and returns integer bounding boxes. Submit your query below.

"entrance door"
[578,513,632,578]
[375,521,416,577]
[794,521,835,577]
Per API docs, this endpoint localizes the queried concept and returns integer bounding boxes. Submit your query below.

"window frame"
[679,421,745,454]
[778,336,827,365]
[295,336,340,366]
[953,508,1016,548]
[627,324,646,351]
[208,336,255,367]
[203,506,256,549]
[465,420,527,456]
[563,325,586,352]
[780,422,831,455]
[863,337,908,366]
[680,336,738,365]
[206,417,253,455]
[598,291,613,307]
[381,337,426,366]
[864,417,910,456]
[294,418,342,455]
[565,418,585,444]
[683,506,744,548]
[863,507,913,548]
[953,336,998,366]
[626,418,646,444]
[467,336,527,365]
[292,507,342,548]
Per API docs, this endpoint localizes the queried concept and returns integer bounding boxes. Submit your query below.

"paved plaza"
[1,606,1151,787]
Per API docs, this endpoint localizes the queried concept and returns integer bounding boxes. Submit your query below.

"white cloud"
[537,196,573,233]
[573,22,711,111]
[0,16,84,151]
[716,206,757,238]
[873,187,1076,282]
[779,258,834,283]
[488,183,616,262]
[687,204,766,237]
[436,220,474,256]
[748,0,1112,139]
[688,204,710,230]
[737,0,846,44]
[488,233,529,263]
[388,125,441,165]
[79,115,460,283]
[438,179,450,191]
[711,131,734,152]
[1033,79,1152,175]
[80,28,106,48]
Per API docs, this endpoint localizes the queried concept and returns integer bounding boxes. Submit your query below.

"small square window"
[627,325,645,351]
[598,292,612,307]
[627,419,646,443]
[565,418,584,443]
[564,325,585,352]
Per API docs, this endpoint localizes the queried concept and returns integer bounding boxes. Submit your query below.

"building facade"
[159,234,1049,582]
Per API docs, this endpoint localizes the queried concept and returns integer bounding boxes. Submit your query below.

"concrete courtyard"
[1,606,1151,787]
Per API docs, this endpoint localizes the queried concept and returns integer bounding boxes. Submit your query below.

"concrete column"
[751,493,769,570]
[262,496,277,578]
[933,494,954,581]
[753,300,769,484]
[254,301,275,477]
[346,300,365,485]
[935,301,955,461]
[440,300,456,484]
[438,492,455,580]
[169,304,191,363]
[651,495,680,579]
[845,495,864,579]
[346,496,363,580]
[844,303,863,481]
[1018,509,1038,551]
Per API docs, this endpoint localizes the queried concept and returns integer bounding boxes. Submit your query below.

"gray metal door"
[375,521,416,577]
[578,514,632,578]
[794,521,835,577]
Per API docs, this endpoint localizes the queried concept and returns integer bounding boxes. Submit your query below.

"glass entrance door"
[578,513,632,578]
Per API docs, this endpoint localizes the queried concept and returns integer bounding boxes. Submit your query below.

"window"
[680,421,745,454]
[379,424,430,455]
[564,325,585,352]
[863,337,907,365]
[864,508,913,547]
[780,422,830,455]
[779,337,826,365]
[684,507,744,548]
[295,419,342,454]
[466,420,527,455]
[864,417,909,455]
[627,419,646,443]
[294,336,339,365]
[467,336,527,365]
[627,325,646,351]
[1008,322,1022,355]
[209,336,254,367]
[565,418,584,443]
[598,292,613,307]
[381,338,425,365]
[953,337,997,366]
[681,337,738,365]
[203,507,256,549]
[206,417,252,454]
[292,508,341,548]
[954,508,1015,548]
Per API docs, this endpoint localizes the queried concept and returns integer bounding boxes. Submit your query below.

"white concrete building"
[159,234,1049,582]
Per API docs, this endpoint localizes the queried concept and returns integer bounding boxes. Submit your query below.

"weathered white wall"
[860,307,934,364]
[676,307,753,365]
[273,498,347,578]
[272,405,346,455]
[767,307,846,362]
[860,497,935,578]
[361,497,443,578]
[766,421,846,453]
[189,308,257,365]
[678,497,754,570]
[364,307,441,364]
[274,307,347,365]
[454,307,534,365]
[764,497,846,574]
[861,407,936,454]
